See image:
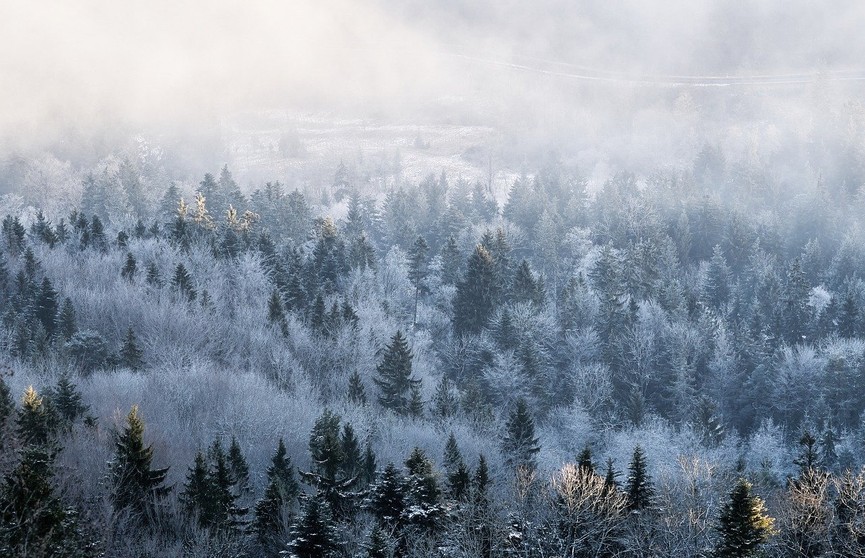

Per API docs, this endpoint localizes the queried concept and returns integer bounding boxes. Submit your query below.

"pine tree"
[714,479,774,558]
[364,524,391,558]
[17,386,54,446]
[287,493,341,558]
[577,444,596,475]
[501,398,541,472]
[453,245,498,336]
[145,262,162,287]
[121,252,137,282]
[109,405,170,527]
[794,430,819,475]
[207,439,247,531]
[57,297,76,342]
[171,263,196,302]
[36,277,58,339]
[432,375,459,420]
[374,331,420,415]
[48,373,88,426]
[625,445,654,512]
[340,424,362,480]
[119,327,145,371]
[444,433,470,501]
[365,462,406,525]
[254,438,300,548]
[228,435,251,494]
[181,451,212,527]
[408,235,429,326]
[511,259,544,306]
[0,446,90,557]
[604,458,620,493]
[408,382,424,418]
[267,288,288,334]
[347,370,367,405]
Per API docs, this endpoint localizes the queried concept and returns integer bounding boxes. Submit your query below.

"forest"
[1,133,865,558]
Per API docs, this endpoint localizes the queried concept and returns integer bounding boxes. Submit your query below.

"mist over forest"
[2,2,865,557]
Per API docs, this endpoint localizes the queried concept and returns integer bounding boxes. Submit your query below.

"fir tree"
[501,398,541,472]
[604,458,620,493]
[794,430,819,475]
[121,252,137,281]
[287,493,341,558]
[577,444,596,475]
[253,438,300,547]
[365,462,406,525]
[0,371,11,429]
[267,287,288,334]
[444,433,470,500]
[453,245,498,336]
[340,424,362,480]
[364,524,391,558]
[207,439,247,531]
[714,479,774,558]
[36,277,58,339]
[109,406,170,527]
[228,435,251,494]
[48,373,88,426]
[625,445,654,512]
[374,331,420,415]
[145,262,162,287]
[511,259,544,306]
[90,215,107,252]
[57,297,76,341]
[408,235,429,326]
[440,235,462,285]
[432,375,459,420]
[181,451,212,527]
[347,370,367,405]
[408,382,424,418]
[362,438,377,486]
[171,263,196,302]
[119,327,145,371]
[17,386,54,446]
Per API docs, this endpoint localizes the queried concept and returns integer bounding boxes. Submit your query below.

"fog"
[3,0,865,181]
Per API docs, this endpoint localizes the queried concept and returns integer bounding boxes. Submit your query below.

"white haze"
[2,0,865,179]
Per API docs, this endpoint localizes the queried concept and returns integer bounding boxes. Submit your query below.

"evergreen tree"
[253,438,299,551]
[228,435,251,494]
[443,433,470,500]
[119,327,145,371]
[408,235,429,326]
[501,398,540,472]
[48,373,88,426]
[267,288,288,334]
[408,382,424,418]
[794,430,819,475]
[374,331,420,415]
[577,444,596,475]
[207,439,247,531]
[340,424,362,480]
[511,259,544,306]
[121,252,137,281]
[440,235,462,285]
[17,386,54,446]
[364,524,391,558]
[181,451,212,527]
[145,262,162,287]
[36,277,58,339]
[109,405,170,527]
[362,439,377,486]
[453,245,498,336]
[432,375,459,420]
[625,445,654,512]
[0,371,11,430]
[347,370,367,405]
[287,493,341,558]
[171,263,196,302]
[403,447,443,528]
[90,215,108,252]
[604,458,620,492]
[0,446,90,557]
[366,462,406,525]
[838,292,858,338]
[714,479,774,558]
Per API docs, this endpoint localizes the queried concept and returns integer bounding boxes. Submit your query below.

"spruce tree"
[287,493,341,558]
[340,424,362,480]
[109,405,170,527]
[453,245,498,336]
[145,262,162,287]
[408,382,424,418]
[58,297,77,341]
[171,263,196,302]
[254,438,300,549]
[364,524,391,558]
[121,252,137,282]
[432,375,459,420]
[207,439,247,531]
[625,445,654,512]
[0,371,11,428]
[36,277,58,339]
[714,479,774,558]
[267,288,288,334]
[366,462,406,525]
[577,443,596,475]
[17,386,54,446]
[794,430,819,475]
[444,433,470,500]
[181,451,212,527]
[408,235,429,326]
[228,435,251,494]
[347,370,367,405]
[501,398,541,472]
[374,331,420,415]
[119,327,145,371]
[362,438,377,486]
[48,373,88,426]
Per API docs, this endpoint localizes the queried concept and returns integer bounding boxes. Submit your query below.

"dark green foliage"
[374,331,420,415]
[145,262,162,287]
[181,451,212,527]
[714,479,774,558]
[227,435,251,493]
[625,446,654,512]
[408,382,424,418]
[604,458,620,492]
[366,462,406,525]
[90,215,107,252]
[35,277,58,339]
[443,433,470,500]
[440,235,462,285]
[511,259,544,306]
[403,447,442,527]
[340,424,362,480]
[287,493,341,558]
[17,386,55,446]
[0,446,92,558]
[109,406,170,527]
[347,370,367,405]
[501,398,540,472]
[170,263,196,302]
[57,297,76,340]
[181,439,247,532]
[64,330,110,373]
[364,524,391,558]
[121,252,136,281]
[0,370,13,430]
[301,410,359,517]
[432,375,458,420]
[267,287,288,334]
[794,430,819,475]
[254,438,300,549]
[47,373,88,426]
[408,235,429,326]
[577,444,595,475]
[362,439,377,486]
[453,245,498,336]
[119,327,145,371]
